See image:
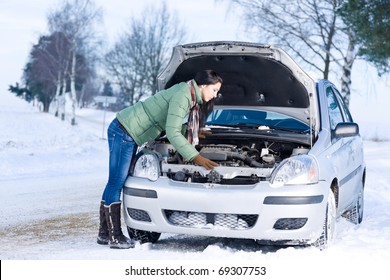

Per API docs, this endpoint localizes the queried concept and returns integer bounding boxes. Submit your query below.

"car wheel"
[344,180,364,224]
[127,226,161,244]
[313,189,336,250]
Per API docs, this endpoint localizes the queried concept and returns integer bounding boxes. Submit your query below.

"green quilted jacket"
[116,80,203,161]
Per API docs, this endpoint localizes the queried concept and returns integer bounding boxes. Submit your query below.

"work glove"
[193,155,219,170]
[198,129,212,139]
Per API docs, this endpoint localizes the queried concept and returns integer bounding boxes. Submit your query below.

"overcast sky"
[0,0,249,94]
[1,0,388,124]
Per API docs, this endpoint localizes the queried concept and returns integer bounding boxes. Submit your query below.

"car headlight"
[270,155,319,187]
[132,152,160,181]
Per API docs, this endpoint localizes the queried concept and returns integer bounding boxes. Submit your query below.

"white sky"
[0,0,248,94]
[0,0,389,124]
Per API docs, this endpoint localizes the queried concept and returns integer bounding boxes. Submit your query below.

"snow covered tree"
[47,0,103,124]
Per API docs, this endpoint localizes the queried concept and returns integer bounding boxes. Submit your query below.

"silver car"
[122,41,365,249]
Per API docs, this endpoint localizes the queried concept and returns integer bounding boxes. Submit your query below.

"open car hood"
[158,41,318,131]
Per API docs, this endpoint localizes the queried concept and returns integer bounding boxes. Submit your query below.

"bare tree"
[104,2,186,106]
[48,32,72,119]
[78,76,100,108]
[47,0,102,124]
[23,33,71,112]
[224,0,358,107]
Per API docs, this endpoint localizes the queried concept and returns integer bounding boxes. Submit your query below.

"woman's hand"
[193,155,219,170]
[198,130,212,139]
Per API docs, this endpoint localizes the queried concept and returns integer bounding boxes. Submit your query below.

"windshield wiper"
[262,125,309,134]
[207,122,260,128]
[206,123,241,129]
[207,123,309,134]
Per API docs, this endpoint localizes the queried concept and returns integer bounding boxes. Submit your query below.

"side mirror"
[333,122,359,138]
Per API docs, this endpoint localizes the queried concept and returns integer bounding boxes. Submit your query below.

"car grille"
[190,175,262,185]
[164,210,258,230]
[127,208,151,222]
[273,218,308,230]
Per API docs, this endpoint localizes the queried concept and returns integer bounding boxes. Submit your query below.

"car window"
[332,87,353,122]
[207,109,265,125]
[206,109,309,131]
[325,87,344,130]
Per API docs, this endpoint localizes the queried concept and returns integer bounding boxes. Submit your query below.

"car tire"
[344,180,364,224]
[313,189,336,250]
[127,226,161,244]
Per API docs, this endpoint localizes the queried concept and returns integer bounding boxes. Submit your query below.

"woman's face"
[200,82,222,102]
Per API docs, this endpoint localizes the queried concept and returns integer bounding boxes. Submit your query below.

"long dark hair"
[194,70,223,128]
[194,70,223,86]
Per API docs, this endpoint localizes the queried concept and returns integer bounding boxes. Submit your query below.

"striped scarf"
[186,80,199,146]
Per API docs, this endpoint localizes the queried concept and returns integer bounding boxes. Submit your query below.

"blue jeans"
[101,118,138,205]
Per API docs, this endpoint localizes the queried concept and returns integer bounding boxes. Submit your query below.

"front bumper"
[122,175,329,244]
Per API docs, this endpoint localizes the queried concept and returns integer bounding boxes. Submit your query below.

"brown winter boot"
[105,201,135,249]
[97,200,109,245]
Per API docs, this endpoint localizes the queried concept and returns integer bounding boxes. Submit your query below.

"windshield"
[206,109,310,132]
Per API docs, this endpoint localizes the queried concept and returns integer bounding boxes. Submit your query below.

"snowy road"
[1,92,389,279]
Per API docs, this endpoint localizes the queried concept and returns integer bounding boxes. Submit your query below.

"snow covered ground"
[1,91,390,279]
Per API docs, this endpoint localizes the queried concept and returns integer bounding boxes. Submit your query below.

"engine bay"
[145,135,310,184]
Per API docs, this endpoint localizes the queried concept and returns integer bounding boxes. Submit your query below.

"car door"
[331,86,364,209]
[325,84,360,211]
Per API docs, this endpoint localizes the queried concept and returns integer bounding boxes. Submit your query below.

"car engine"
[145,138,310,184]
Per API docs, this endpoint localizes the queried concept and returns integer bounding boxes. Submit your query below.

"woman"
[97,70,223,249]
